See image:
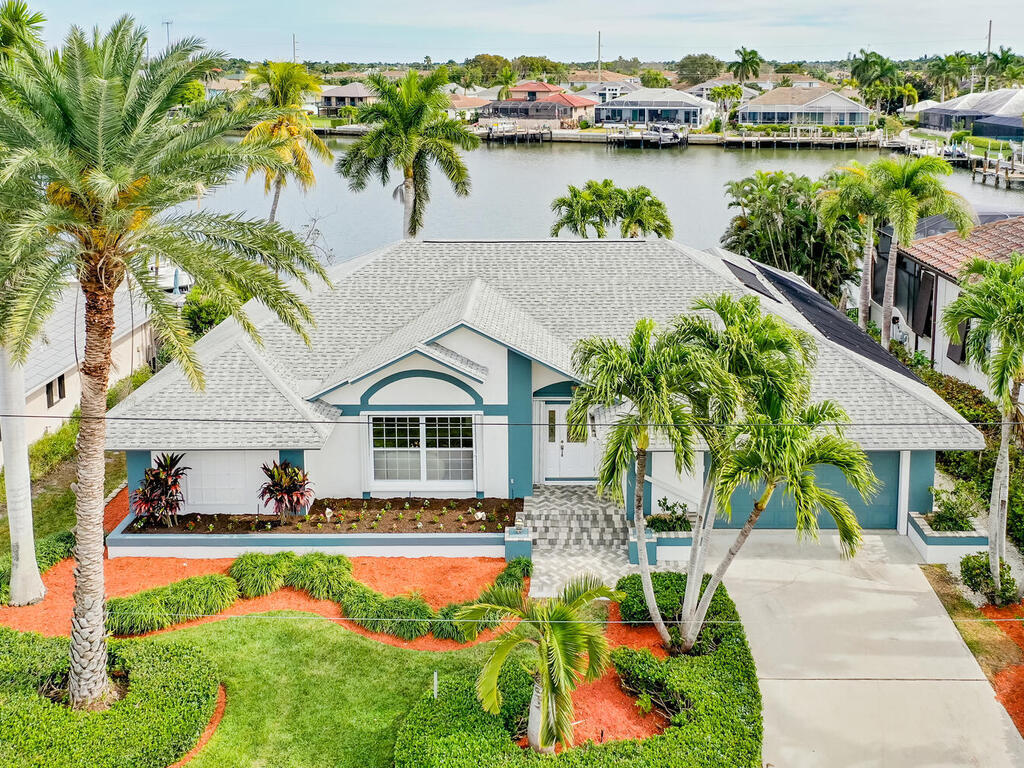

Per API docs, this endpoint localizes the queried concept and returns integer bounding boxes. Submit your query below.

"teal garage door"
[715,451,900,530]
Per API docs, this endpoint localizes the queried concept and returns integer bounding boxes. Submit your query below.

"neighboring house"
[318,83,375,115]
[204,77,248,97]
[736,86,870,126]
[447,93,490,121]
[508,80,564,101]
[687,72,825,99]
[107,239,981,538]
[324,70,367,81]
[685,80,759,104]
[871,214,1024,391]
[0,284,154,468]
[898,98,939,120]
[481,93,597,127]
[594,88,716,126]
[563,69,639,89]
[919,88,1024,140]
[578,80,642,104]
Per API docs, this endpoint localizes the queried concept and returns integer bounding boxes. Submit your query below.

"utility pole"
[292,34,297,64]
[984,19,992,91]
[162,20,172,49]
[597,31,602,83]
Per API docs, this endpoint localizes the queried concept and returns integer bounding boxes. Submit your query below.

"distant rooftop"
[904,216,1024,281]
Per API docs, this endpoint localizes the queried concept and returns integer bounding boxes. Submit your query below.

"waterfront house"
[564,69,639,89]
[318,83,375,116]
[106,239,980,537]
[508,81,564,101]
[919,88,1024,140]
[204,76,248,98]
[736,87,870,126]
[594,88,716,126]
[686,73,825,100]
[481,92,597,128]
[447,93,490,121]
[578,80,641,104]
[870,214,1024,392]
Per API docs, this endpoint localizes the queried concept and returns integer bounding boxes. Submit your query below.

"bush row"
[0,626,218,768]
[106,574,239,635]
[0,530,75,605]
[393,572,762,767]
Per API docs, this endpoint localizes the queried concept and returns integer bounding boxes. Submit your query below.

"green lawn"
[151,613,508,768]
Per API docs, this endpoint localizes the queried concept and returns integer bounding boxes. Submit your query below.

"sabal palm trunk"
[858,215,875,330]
[402,170,415,239]
[0,347,45,605]
[634,448,671,647]
[680,485,773,652]
[527,680,555,754]
[68,283,115,708]
[680,473,716,639]
[267,176,284,224]
[880,229,900,348]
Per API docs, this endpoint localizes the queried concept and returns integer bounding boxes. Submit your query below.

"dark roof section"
[757,266,921,382]
[724,260,778,301]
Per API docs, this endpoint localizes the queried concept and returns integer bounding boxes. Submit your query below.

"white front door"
[542,403,595,481]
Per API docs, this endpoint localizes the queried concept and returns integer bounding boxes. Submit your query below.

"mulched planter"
[128,497,523,536]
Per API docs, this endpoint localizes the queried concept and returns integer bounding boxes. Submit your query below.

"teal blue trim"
[656,535,694,546]
[909,451,936,514]
[476,491,485,499]
[426,323,577,380]
[626,462,636,521]
[311,351,485,398]
[628,529,658,565]
[507,350,533,499]
[533,381,576,398]
[279,450,304,471]
[336,404,505,415]
[908,514,987,546]
[360,369,483,406]
[504,529,532,561]
[362,491,371,500]
[126,451,150,511]
[542,399,571,405]
[108,525,505,549]
[643,454,653,517]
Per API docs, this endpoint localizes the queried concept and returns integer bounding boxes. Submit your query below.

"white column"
[897,450,911,536]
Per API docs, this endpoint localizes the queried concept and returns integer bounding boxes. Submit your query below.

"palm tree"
[680,392,877,651]
[566,319,716,647]
[1003,63,1024,87]
[942,253,1024,600]
[457,65,480,94]
[667,294,814,650]
[337,68,480,239]
[244,62,332,223]
[870,156,975,348]
[491,65,517,100]
[615,185,673,238]
[926,55,969,102]
[727,47,763,84]
[458,575,620,752]
[0,17,326,708]
[818,161,883,331]
[708,83,743,114]
[550,179,619,238]
[0,0,43,58]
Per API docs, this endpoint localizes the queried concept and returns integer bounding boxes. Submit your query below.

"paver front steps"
[520,485,629,549]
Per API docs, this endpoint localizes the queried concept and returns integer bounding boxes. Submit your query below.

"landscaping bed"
[128,496,522,535]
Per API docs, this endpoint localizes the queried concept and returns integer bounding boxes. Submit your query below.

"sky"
[32,1,1024,63]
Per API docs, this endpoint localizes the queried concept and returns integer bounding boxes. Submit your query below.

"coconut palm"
[0,17,326,708]
[870,156,974,348]
[819,161,884,331]
[926,55,969,102]
[458,574,620,752]
[942,253,1024,600]
[615,185,673,238]
[1004,63,1024,87]
[0,0,43,58]
[667,294,814,650]
[679,392,876,651]
[708,83,743,114]
[337,68,480,239]
[491,65,517,100]
[244,61,331,223]
[727,47,763,83]
[457,65,481,94]
[566,319,720,647]
[549,179,619,238]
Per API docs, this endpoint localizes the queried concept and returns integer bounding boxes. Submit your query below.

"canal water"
[208,139,1023,262]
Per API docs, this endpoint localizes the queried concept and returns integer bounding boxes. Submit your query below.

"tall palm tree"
[566,319,718,647]
[337,68,480,239]
[1003,63,1024,87]
[615,185,673,238]
[491,65,517,100]
[458,575,620,752]
[926,55,969,102]
[0,17,326,708]
[550,179,619,238]
[680,393,876,651]
[708,83,743,114]
[457,65,480,94]
[0,0,43,58]
[942,253,1024,600]
[870,156,974,348]
[727,47,763,83]
[819,161,883,331]
[244,61,331,223]
[667,294,814,650]
[851,51,901,114]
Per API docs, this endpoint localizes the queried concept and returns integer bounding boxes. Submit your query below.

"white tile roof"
[106,239,984,452]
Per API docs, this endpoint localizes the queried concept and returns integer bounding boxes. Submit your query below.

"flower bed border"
[907,512,988,565]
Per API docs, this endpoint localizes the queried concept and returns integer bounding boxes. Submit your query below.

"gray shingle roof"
[106,239,983,452]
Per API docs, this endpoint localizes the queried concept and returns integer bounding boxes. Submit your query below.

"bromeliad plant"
[131,453,189,527]
[458,574,622,753]
[258,460,314,522]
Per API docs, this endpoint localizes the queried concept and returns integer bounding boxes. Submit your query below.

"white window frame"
[366,411,479,493]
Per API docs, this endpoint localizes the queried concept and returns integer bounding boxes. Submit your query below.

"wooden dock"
[971,152,1024,189]
[722,132,878,149]
[479,124,552,144]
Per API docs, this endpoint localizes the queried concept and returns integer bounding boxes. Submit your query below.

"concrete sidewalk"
[712,531,1024,768]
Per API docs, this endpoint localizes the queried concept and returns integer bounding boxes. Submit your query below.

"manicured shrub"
[0,530,76,605]
[0,627,219,768]
[229,551,295,597]
[284,552,352,600]
[927,483,979,531]
[616,571,688,625]
[493,557,532,588]
[339,581,434,640]
[647,513,692,533]
[106,574,238,635]
[960,553,1018,604]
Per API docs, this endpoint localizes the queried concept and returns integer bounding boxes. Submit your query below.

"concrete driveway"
[710,531,1024,768]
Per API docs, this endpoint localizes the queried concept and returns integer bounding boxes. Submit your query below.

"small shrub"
[228,551,295,597]
[960,553,1018,604]
[493,557,533,589]
[106,574,238,635]
[284,552,352,600]
[927,483,979,531]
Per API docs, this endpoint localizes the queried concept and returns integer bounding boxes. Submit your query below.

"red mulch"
[167,685,226,768]
[981,603,1024,735]
[103,487,130,533]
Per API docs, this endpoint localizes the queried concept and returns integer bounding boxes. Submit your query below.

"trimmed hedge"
[0,627,218,768]
[106,574,239,635]
[229,551,297,597]
[284,551,352,600]
[0,530,75,605]
[393,573,762,767]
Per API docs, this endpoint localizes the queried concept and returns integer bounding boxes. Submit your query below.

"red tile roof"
[448,93,490,108]
[510,81,563,93]
[538,92,597,107]
[905,216,1024,280]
